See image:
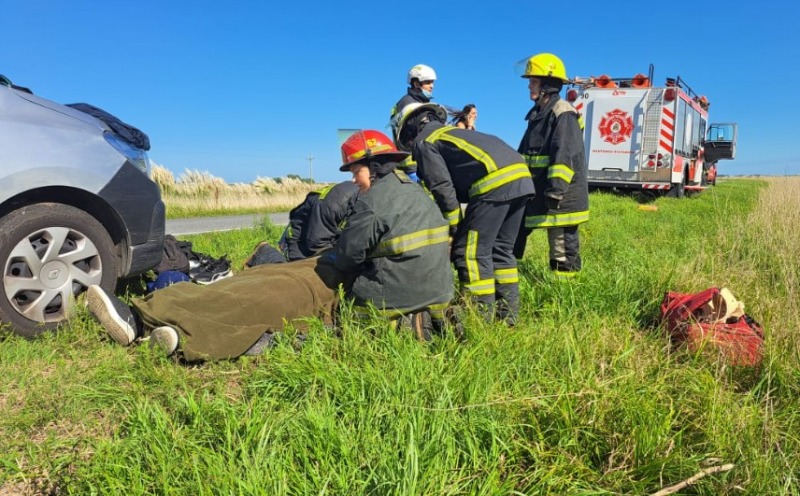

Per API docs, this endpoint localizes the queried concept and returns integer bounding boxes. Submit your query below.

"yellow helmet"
[520,53,569,83]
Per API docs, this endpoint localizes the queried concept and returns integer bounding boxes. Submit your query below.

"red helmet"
[339,130,409,171]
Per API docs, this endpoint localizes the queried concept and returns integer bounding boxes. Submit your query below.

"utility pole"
[306,154,315,182]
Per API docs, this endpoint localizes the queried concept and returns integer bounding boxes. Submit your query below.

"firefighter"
[389,64,437,181]
[282,181,360,260]
[391,64,437,122]
[334,129,454,330]
[244,181,359,267]
[393,102,534,325]
[516,53,589,277]
[85,130,454,361]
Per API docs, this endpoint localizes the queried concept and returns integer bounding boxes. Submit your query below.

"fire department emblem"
[598,109,633,145]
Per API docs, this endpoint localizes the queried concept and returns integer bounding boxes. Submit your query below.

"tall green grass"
[1,178,798,494]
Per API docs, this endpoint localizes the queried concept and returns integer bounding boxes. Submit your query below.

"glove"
[545,196,561,211]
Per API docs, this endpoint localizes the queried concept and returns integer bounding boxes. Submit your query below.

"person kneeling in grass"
[85,130,454,362]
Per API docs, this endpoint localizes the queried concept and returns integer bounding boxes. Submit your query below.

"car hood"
[12,88,110,131]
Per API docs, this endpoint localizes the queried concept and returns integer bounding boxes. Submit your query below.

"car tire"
[0,203,117,337]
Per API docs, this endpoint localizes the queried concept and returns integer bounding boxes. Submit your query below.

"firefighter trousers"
[450,196,527,323]
[132,257,345,362]
[548,225,582,277]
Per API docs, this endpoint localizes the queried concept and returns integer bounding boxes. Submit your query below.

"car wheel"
[0,203,117,337]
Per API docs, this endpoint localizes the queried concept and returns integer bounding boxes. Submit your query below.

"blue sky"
[3,1,797,183]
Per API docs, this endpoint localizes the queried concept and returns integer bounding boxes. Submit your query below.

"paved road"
[165,212,289,236]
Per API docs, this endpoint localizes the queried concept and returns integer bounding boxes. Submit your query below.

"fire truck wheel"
[667,168,687,199]
[667,182,685,199]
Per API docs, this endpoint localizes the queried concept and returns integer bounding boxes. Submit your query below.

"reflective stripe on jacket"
[518,95,589,228]
[335,169,454,313]
[413,123,535,221]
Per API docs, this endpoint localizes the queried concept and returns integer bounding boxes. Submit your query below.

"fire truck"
[567,65,737,197]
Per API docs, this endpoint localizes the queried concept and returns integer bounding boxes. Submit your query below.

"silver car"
[0,75,165,337]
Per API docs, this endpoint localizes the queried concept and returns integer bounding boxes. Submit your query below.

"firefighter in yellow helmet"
[515,53,589,278]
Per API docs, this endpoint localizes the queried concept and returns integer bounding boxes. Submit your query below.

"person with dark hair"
[515,53,588,278]
[393,103,534,325]
[85,130,454,361]
[452,104,477,130]
[245,180,359,267]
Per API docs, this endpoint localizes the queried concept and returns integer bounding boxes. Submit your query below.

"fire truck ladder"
[639,88,669,182]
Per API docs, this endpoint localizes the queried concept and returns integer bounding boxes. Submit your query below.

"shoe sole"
[193,269,233,285]
[86,286,135,346]
[150,326,179,356]
[244,241,271,267]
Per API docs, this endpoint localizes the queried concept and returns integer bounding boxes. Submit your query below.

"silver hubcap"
[4,226,104,322]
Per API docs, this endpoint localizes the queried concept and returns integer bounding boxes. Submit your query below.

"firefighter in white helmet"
[389,64,438,181]
[515,53,589,278]
[392,64,437,115]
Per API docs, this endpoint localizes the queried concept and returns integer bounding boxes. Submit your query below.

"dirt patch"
[0,479,54,496]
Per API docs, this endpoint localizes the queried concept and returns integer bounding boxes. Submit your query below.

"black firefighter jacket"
[390,88,432,174]
[391,87,431,122]
[334,169,454,315]
[518,94,589,229]
[413,123,535,232]
[283,181,358,260]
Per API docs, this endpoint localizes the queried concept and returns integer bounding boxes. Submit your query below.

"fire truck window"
[699,118,707,144]
[707,125,729,141]
[675,99,688,156]
[691,108,701,151]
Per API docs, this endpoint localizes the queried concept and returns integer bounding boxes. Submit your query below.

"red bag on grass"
[660,287,764,367]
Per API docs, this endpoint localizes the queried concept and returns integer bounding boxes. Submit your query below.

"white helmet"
[391,103,448,151]
[407,64,437,84]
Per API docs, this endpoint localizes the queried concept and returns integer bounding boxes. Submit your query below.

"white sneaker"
[150,326,179,356]
[85,285,138,346]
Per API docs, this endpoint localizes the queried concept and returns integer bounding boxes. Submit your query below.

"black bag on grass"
[156,235,191,274]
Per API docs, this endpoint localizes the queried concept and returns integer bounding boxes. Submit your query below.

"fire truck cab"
[569,66,737,197]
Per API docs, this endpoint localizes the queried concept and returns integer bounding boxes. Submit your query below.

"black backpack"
[156,235,191,274]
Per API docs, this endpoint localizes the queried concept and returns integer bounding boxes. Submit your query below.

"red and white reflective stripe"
[573,102,584,114]
[660,106,674,154]
[642,183,671,190]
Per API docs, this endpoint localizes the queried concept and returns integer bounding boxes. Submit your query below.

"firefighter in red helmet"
[85,131,454,360]
[335,130,454,331]
[516,53,589,278]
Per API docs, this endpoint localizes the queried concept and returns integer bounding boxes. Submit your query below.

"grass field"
[1,178,798,495]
